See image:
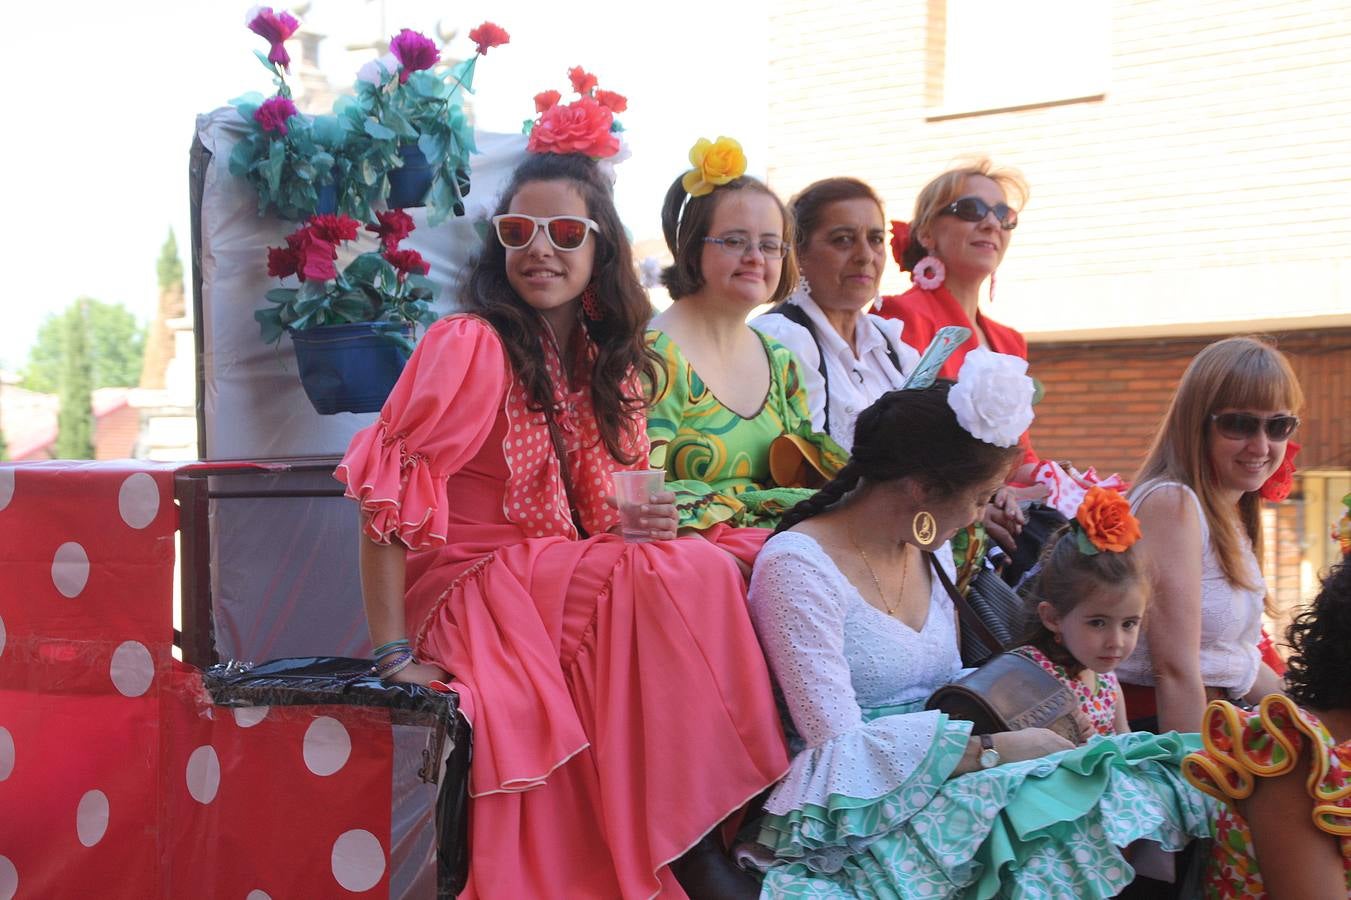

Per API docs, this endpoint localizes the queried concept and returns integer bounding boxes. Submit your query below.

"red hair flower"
[594,89,628,113]
[534,90,562,113]
[307,214,361,244]
[528,95,619,159]
[568,65,598,95]
[468,21,510,56]
[247,7,300,69]
[390,29,439,84]
[384,248,430,281]
[890,220,911,269]
[366,209,416,252]
[1259,441,1300,502]
[253,95,298,135]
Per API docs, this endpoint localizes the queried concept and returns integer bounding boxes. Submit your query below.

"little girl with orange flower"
[1012,487,1148,736]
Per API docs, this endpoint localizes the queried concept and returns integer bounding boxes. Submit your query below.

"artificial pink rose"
[594,89,627,113]
[253,95,299,135]
[568,66,598,96]
[366,209,416,251]
[468,21,510,56]
[247,7,300,69]
[385,248,430,281]
[285,229,338,282]
[527,96,619,159]
[533,90,562,113]
[389,29,439,84]
[266,245,300,279]
[890,220,911,268]
[307,214,361,245]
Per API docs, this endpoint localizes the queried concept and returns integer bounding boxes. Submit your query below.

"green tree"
[157,228,183,292]
[54,301,95,459]
[23,299,145,394]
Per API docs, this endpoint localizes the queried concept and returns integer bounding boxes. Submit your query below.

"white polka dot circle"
[331,829,385,892]
[0,854,16,900]
[76,789,110,847]
[0,727,13,781]
[0,468,13,513]
[303,716,352,777]
[233,706,269,728]
[186,745,221,804]
[110,641,155,698]
[245,891,272,900]
[117,473,160,529]
[51,542,90,598]
[0,613,6,660]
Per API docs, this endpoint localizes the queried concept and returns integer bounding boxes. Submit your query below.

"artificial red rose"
[1076,486,1142,553]
[527,96,619,159]
[1259,440,1300,502]
[594,89,628,113]
[266,245,300,279]
[534,90,562,113]
[248,7,300,69]
[468,21,510,55]
[384,248,430,281]
[366,208,416,251]
[390,29,439,84]
[285,229,338,282]
[568,65,598,96]
[307,214,361,244]
[253,95,298,135]
[890,220,911,268]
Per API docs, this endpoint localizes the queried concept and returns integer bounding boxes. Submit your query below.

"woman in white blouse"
[751,178,918,454]
[743,382,1214,898]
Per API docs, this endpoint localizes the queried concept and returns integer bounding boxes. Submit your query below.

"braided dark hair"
[464,153,657,463]
[775,382,1022,533]
[1284,560,1351,711]
[1018,526,1148,677]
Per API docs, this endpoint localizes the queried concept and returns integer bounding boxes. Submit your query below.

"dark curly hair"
[1018,526,1149,677]
[775,382,1022,533]
[464,153,657,463]
[1284,560,1351,711]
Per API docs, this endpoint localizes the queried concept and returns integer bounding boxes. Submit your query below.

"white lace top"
[747,531,967,813]
[1117,480,1265,696]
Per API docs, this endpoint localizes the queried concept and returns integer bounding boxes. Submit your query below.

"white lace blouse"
[747,531,967,813]
[1117,480,1266,696]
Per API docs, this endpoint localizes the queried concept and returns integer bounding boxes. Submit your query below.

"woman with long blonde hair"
[1119,336,1304,733]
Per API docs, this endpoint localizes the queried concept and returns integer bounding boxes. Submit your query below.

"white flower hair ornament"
[947,348,1036,447]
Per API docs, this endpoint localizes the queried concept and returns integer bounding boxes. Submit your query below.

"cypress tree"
[54,300,95,459]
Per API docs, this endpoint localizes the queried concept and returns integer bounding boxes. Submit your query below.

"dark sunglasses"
[1210,412,1300,441]
[940,196,1018,230]
[492,214,599,251]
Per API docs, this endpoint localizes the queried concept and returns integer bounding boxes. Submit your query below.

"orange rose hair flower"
[1074,486,1143,554]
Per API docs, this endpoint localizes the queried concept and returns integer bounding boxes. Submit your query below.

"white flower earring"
[796,274,812,298]
[912,252,946,291]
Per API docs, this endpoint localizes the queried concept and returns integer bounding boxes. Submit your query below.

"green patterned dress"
[745,531,1216,898]
[645,330,848,530]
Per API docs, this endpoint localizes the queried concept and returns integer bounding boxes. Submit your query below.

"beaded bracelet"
[372,639,411,659]
[371,650,415,680]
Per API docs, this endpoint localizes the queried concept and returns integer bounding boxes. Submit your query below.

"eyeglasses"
[1210,412,1300,441]
[702,234,791,259]
[492,214,599,252]
[940,196,1018,230]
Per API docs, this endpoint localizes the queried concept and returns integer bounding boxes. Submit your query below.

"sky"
[0,0,768,370]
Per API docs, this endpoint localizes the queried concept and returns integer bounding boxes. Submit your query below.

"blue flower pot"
[289,322,413,415]
[315,183,338,215]
[387,144,433,209]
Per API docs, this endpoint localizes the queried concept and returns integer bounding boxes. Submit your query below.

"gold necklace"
[848,517,909,617]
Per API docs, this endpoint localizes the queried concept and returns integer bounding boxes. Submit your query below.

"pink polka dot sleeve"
[335,316,510,549]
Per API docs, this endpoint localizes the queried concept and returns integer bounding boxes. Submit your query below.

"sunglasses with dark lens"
[940,196,1018,230]
[492,214,599,251]
[1210,412,1300,441]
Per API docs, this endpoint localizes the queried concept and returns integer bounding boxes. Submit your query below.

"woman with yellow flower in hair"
[647,137,847,530]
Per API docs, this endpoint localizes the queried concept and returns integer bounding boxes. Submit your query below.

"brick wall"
[94,404,141,460]
[766,0,1351,336]
[1030,327,1351,476]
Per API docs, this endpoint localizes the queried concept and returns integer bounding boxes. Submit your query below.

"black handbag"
[928,553,1024,667]
[925,652,1083,744]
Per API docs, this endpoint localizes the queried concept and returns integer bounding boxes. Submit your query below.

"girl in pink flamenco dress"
[336,151,788,898]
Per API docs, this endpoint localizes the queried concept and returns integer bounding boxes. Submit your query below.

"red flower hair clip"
[1259,441,1300,502]
[890,220,911,270]
[526,67,626,160]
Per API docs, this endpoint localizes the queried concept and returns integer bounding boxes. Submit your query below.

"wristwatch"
[978,734,1001,769]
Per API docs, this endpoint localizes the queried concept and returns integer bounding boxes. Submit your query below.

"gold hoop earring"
[912,510,937,547]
